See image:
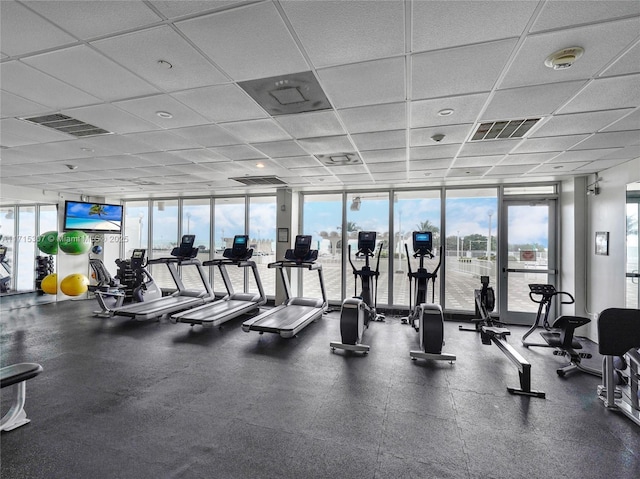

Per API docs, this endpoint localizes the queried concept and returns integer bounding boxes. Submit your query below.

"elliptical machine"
[330,231,384,354]
[403,231,455,363]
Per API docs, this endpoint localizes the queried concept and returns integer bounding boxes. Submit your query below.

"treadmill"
[242,235,327,338]
[108,235,213,320]
[170,235,266,328]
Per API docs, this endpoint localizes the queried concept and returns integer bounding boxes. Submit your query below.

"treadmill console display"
[131,249,146,268]
[413,231,432,255]
[357,231,376,253]
[172,235,198,259]
[293,235,312,258]
[230,235,249,258]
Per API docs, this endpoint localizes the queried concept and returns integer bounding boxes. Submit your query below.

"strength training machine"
[330,231,384,354]
[403,231,455,363]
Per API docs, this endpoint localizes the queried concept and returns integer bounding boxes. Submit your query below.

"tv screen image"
[64,201,123,234]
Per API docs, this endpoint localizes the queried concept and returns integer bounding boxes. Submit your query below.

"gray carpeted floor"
[1,298,638,478]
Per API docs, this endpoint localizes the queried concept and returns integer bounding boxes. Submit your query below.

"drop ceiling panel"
[273,156,322,169]
[114,94,209,129]
[1,61,101,110]
[304,176,341,185]
[570,130,640,150]
[0,91,49,119]
[360,148,406,164]
[412,1,537,52]
[23,45,159,102]
[280,166,329,177]
[169,149,229,164]
[575,158,631,172]
[512,134,589,153]
[500,18,640,89]
[176,2,309,81]
[1,118,70,145]
[550,148,622,163]
[531,162,589,174]
[76,155,154,171]
[62,104,160,135]
[24,0,162,39]
[210,145,266,161]
[603,109,640,132]
[82,134,154,155]
[453,155,504,167]
[281,0,404,68]
[367,162,406,173]
[410,158,453,170]
[92,26,228,92]
[338,102,406,134]
[252,141,309,159]
[317,57,405,109]
[447,167,491,177]
[297,136,355,155]
[601,41,640,77]
[136,152,193,166]
[352,130,406,151]
[499,152,561,165]
[410,144,460,160]
[411,39,517,99]
[411,124,473,147]
[371,171,408,182]
[530,109,633,138]
[411,93,489,129]
[601,144,640,160]
[408,169,448,180]
[169,124,241,148]
[559,74,640,114]
[220,119,290,143]
[275,111,345,139]
[482,81,585,120]
[459,139,521,156]
[172,84,268,123]
[530,1,640,33]
[335,173,375,185]
[124,130,194,152]
[149,1,242,19]
[0,1,76,56]
[485,164,535,175]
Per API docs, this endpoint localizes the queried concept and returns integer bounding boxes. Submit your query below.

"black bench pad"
[1,363,43,388]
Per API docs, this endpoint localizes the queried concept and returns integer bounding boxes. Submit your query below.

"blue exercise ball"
[91,245,103,255]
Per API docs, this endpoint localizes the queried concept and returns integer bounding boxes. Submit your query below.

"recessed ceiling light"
[157,60,173,69]
[438,108,454,117]
[553,165,564,169]
[424,172,432,177]
[256,162,265,168]
[544,47,584,70]
[156,111,173,119]
[65,164,78,170]
[80,147,93,152]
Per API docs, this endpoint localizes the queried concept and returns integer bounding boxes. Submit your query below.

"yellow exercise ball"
[60,273,89,297]
[41,273,57,295]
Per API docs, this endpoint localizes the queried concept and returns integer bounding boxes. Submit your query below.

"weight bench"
[1,362,43,432]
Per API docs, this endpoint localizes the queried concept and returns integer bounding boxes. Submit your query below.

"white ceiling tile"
[600,41,640,78]
[280,166,329,177]
[210,145,266,161]
[24,0,162,39]
[413,1,537,52]
[176,2,309,81]
[205,161,252,175]
[559,75,640,114]
[575,158,632,172]
[360,148,406,164]
[114,94,209,128]
[550,148,622,163]
[76,155,155,171]
[530,1,640,32]
[603,109,640,132]
[410,144,461,160]
[447,167,491,177]
[0,91,50,119]
[570,130,640,150]
[124,130,194,152]
[0,1,76,56]
[485,164,535,175]
[62,104,160,135]
[411,124,474,147]
[276,111,345,139]
[1,61,100,110]
[532,161,589,173]
[281,0,404,68]
[273,156,322,169]
[169,149,229,164]
[0,118,69,145]
[460,139,521,156]
[317,57,405,109]
[92,26,228,93]
[304,176,340,185]
[500,152,562,165]
[367,162,406,173]
[220,119,290,143]
[352,130,406,151]
[483,81,585,120]
[335,173,374,184]
[411,93,489,128]
[339,102,406,134]
[371,171,408,182]
[149,1,241,19]
[410,158,453,170]
[252,141,309,159]
[601,144,640,160]
[168,124,240,148]
[412,39,517,99]
[135,152,188,167]
[172,84,268,123]
[297,136,355,155]
[453,155,504,167]
[501,18,640,89]
[530,109,634,138]
[512,134,589,153]
[81,134,155,155]
[408,169,448,180]
[233,159,290,177]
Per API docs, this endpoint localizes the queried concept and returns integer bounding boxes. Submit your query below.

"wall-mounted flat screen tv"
[63,201,123,234]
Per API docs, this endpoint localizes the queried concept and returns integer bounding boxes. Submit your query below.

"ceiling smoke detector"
[544,47,584,70]
[431,134,445,143]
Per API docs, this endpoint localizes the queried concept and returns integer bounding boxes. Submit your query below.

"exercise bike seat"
[540,315,590,349]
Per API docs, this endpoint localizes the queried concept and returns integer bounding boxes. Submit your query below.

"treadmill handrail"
[268,260,321,270]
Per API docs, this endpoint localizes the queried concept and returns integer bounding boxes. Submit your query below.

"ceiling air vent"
[22,114,111,138]
[316,153,362,166]
[230,176,288,186]
[238,71,332,116]
[471,118,540,141]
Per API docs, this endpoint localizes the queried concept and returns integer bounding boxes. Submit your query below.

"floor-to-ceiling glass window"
[393,191,442,308]
[302,193,343,303]
[0,206,16,293]
[181,198,211,290]
[123,200,149,257]
[151,199,178,289]
[249,196,276,297]
[346,193,389,306]
[445,188,498,311]
[626,188,639,308]
[213,197,246,295]
[16,206,36,291]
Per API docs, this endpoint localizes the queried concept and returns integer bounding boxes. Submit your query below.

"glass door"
[499,200,557,325]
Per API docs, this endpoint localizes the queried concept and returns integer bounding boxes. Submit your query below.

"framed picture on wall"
[595,231,609,256]
[277,228,289,243]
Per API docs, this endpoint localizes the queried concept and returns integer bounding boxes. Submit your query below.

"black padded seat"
[540,315,590,349]
[1,363,43,388]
